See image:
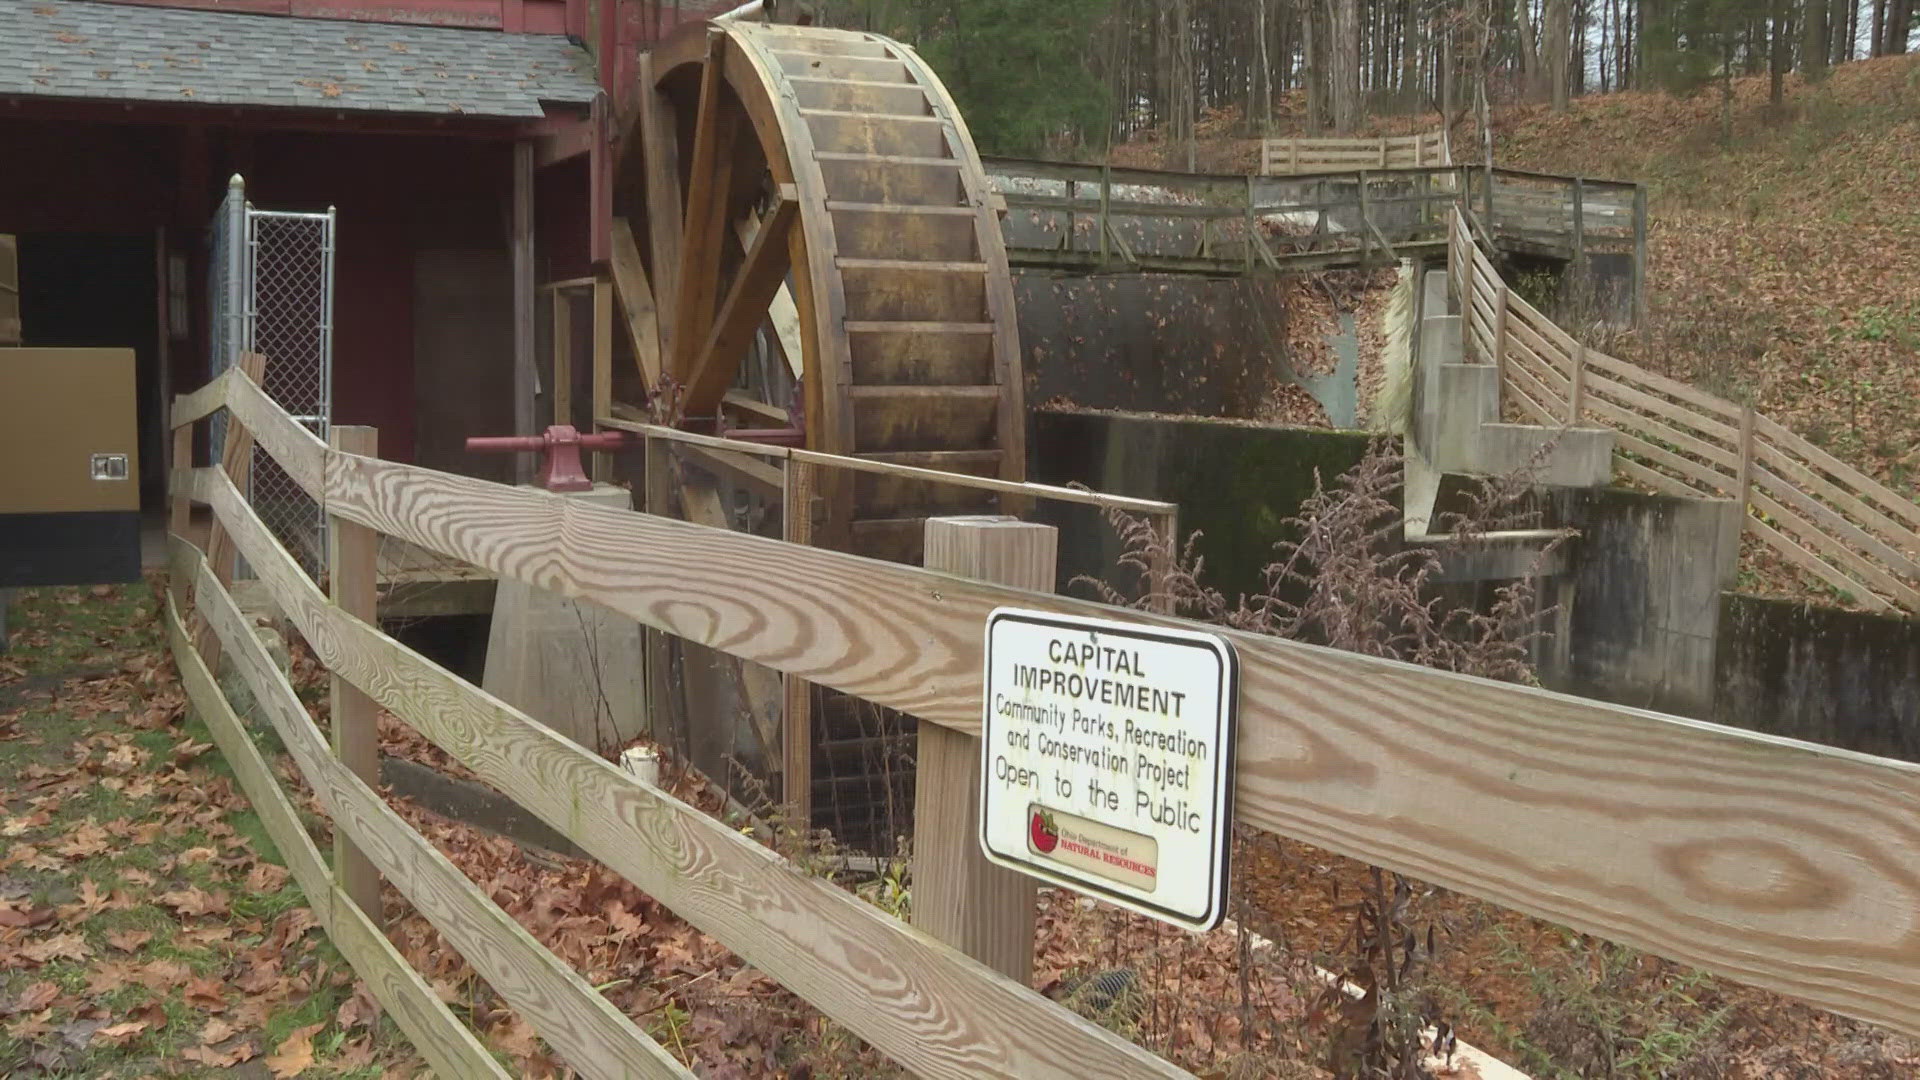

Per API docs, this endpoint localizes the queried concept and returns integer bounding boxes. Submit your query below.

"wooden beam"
[636,52,684,350]
[915,518,1051,984]
[592,275,613,481]
[163,567,512,1080]
[187,544,694,1080]
[299,452,1920,1039]
[328,425,382,929]
[552,288,573,427]
[722,390,789,426]
[512,140,537,483]
[782,458,815,819]
[191,351,264,667]
[191,465,1184,1080]
[668,29,738,388]
[534,117,594,168]
[731,217,804,380]
[609,218,664,390]
[681,194,797,418]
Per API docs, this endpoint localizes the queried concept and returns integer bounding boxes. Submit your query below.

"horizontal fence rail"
[168,374,1188,1079]
[1261,129,1449,174]
[1449,208,1920,612]
[170,367,1920,1045]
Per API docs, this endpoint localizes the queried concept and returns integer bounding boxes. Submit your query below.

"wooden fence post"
[1568,341,1587,424]
[1098,164,1112,263]
[1735,403,1757,516]
[1571,177,1587,286]
[1494,282,1511,391]
[914,517,1055,984]
[1632,184,1648,328]
[328,424,383,928]
[193,351,265,668]
[782,458,815,820]
[170,412,193,539]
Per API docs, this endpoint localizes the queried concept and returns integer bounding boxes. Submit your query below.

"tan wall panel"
[0,348,140,513]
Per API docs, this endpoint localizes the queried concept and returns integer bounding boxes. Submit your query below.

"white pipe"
[713,0,773,21]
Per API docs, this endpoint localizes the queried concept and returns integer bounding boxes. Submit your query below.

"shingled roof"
[0,0,600,119]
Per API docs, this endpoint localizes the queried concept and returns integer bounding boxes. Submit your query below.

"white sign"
[978,607,1238,931]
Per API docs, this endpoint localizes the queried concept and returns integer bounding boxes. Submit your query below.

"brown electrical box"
[0,348,142,587]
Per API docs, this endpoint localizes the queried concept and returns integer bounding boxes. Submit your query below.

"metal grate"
[207,176,336,575]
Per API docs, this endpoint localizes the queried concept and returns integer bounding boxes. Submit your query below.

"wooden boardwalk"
[987,157,1643,285]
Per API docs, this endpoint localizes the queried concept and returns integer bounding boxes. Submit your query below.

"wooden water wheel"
[614,17,1026,847]
[625,16,1026,564]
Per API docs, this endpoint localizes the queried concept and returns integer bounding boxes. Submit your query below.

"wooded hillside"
[814,0,1915,158]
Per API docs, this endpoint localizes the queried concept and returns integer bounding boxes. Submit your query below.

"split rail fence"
[1449,208,1920,612]
[169,364,1920,1076]
[1261,128,1449,174]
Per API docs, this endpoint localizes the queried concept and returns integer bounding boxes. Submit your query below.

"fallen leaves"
[265,1020,324,1078]
[156,885,230,918]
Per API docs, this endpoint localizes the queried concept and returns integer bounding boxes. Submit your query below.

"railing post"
[1098,164,1112,264]
[170,409,193,539]
[592,275,613,481]
[1289,137,1299,173]
[1494,283,1511,401]
[642,435,674,740]
[1482,163,1496,236]
[781,458,815,821]
[1571,176,1587,286]
[1568,341,1586,424]
[1632,184,1649,328]
[1244,174,1256,273]
[1735,403,1757,518]
[914,516,1054,983]
[1357,171,1371,263]
[327,424,383,929]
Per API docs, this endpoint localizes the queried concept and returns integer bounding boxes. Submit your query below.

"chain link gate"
[208,176,336,576]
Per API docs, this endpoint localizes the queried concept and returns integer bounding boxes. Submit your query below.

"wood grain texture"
[189,530,693,1080]
[328,426,384,927]
[163,559,512,1080]
[295,451,1920,1038]
[609,218,664,389]
[193,465,1188,1080]
[913,518,1052,983]
[171,369,233,429]
[222,366,326,500]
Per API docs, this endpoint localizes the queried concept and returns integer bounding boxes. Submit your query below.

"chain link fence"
[208,176,336,576]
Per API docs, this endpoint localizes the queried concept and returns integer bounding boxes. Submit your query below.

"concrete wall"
[1015,274,1293,419]
[1539,486,1741,717]
[1714,596,1920,760]
[1029,409,1374,603]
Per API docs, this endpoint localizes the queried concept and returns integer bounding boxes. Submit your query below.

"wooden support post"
[512,140,536,483]
[1571,176,1587,283]
[1735,402,1758,518]
[170,415,193,539]
[1568,341,1587,424]
[193,352,265,668]
[1243,174,1256,273]
[1493,283,1511,406]
[592,275,613,481]
[551,287,573,428]
[1357,172,1371,263]
[641,436,674,741]
[914,517,1055,984]
[1147,507,1179,615]
[1289,138,1299,172]
[1098,164,1111,263]
[781,458,815,820]
[1632,184,1649,329]
[328,424,383,928]
[1482,163,1496,236]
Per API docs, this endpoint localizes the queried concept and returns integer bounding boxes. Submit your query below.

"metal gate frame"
[209,175,336,574]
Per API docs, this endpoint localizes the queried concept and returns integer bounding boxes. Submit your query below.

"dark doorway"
[17,234,162,510]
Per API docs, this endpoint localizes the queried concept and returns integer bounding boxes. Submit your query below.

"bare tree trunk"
[1258,0,1273,133]
[1546,0,1571,108]
[1516,0,1545,98]
[1330,0,1363,132]
[1304,0,1322,131]
[1802,0,1830,78]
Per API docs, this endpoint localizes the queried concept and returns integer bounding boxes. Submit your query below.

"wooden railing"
[1449,208,1920,611]
[986,158,1640,284]
[1261,129,1449,174]
[166,362,1920,1068]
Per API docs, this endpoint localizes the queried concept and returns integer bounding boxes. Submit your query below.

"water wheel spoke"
[669,27,742,392]
[682,191,798,419]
